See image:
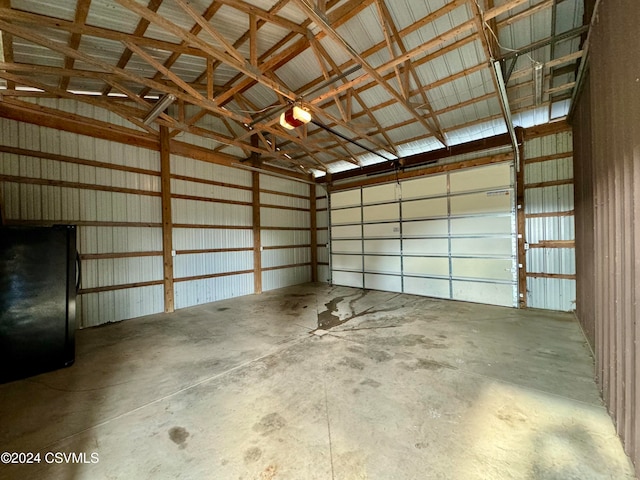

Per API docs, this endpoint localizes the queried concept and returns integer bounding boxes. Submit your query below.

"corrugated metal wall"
[0,99,315,326]
[0,103,165,327]
[524,129,576,311]
[260,174,311,291]
[572,0,639,472]
[316,184,330,283]
[171,154,254,309]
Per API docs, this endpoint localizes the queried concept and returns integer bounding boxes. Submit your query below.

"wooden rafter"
[0,0,15,90]
[114,0,299,102]
[0,19,249,124]
[293,0,447,147]
[59,0,92,92]
[102,0,163,96]
[0,0,586,176]
[375,0,446,145]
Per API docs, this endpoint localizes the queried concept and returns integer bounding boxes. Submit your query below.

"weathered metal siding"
[524,129,576,311]
[0,115,164,327]
[260,174,312,291]
[572,0,639,472]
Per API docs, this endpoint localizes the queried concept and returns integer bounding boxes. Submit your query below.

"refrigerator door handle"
[75,251,82,292]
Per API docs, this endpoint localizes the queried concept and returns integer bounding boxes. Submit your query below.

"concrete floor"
[0,283,635,480]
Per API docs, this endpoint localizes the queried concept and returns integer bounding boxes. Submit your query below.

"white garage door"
[330,162,518,307]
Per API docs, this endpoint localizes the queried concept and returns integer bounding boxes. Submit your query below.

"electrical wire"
[474,0,538,65]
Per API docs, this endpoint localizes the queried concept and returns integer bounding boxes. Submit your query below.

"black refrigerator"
[0,225,79,383]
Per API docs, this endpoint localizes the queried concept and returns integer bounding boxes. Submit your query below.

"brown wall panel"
[571,0,639,472]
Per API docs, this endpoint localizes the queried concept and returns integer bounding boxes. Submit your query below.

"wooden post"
[160,126,175,312]
[516,127,527,308]
[310,183,318,282]
[252,171,262,294]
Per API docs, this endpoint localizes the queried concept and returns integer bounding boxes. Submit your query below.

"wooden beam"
[525,151,572,164]
[0,18,249,124]
[252,171,262,294]
[138,1,223,99]
[0,8,205,58]
[160,126,175,313]
[310,183,318,282]
[102,0,164,96]
[525,178,573,189]
[0,97,158,148]
[0,0,15,90]
[526,272,576,280]
[497,0,553,27]
[250,14,258,67]
[79,280,164,295]
[174,0,245,64]
[294,0,448,146]
[59,0,92,91]
[484,0,531,21]
[529,240,575,248]
[525,210,574,218]
[523,120,572,138]
[114,0,299,101]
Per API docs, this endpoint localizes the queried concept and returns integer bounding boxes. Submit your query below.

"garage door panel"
[363,222,400,238]
[452,281,513,307]
[403,238,448,255]
[403,197,448,219]
[403,219,448,237]
[404,276,450,299]
[450,216,512,235]
[332,254,362,271]
[333,270,363,288]
[362,183,397,204]
[364,255,401,274]
[363,203,399,222]
[450,163,512,193]
[451,237,513,256]
[404,257,449,276]
[331,207,361,224]
[450,191,512,215]
[329,162,516,307]
[451,258,513,281]
[331,239,362,253]
[363,239,400,254]
[331,189,360,208]
[365,273,402,292]
[331,224,361,239]
[401,175,447,199]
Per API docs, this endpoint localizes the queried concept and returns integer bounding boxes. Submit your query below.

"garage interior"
[0,0,637,479]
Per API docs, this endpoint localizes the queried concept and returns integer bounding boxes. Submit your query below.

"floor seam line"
[324,376,335,480]
[39,334,312,451]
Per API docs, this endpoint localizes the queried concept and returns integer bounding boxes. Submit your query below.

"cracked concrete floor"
[0,283,635,479]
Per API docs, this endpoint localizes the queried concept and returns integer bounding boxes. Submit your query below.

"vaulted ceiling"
[0,0,586,178]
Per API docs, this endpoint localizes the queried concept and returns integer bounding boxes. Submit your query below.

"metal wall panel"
[0,116,165,327]
[174,274,254,310]
[524,130,576,312]
[80,286,164,327]
[262,266,311,291]
[573,1,639,469]
[258,174,313,292]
